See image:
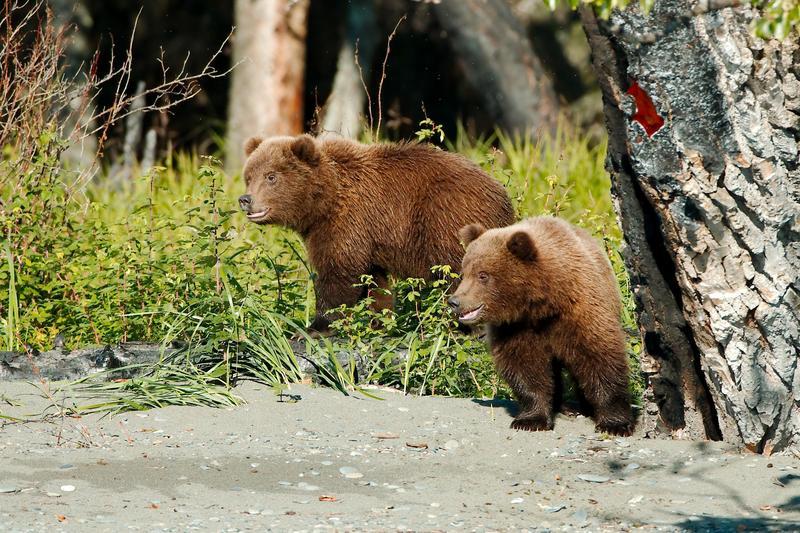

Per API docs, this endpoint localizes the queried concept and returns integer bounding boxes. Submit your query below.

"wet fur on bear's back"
[452,217,635,436]
[241,135,515,331]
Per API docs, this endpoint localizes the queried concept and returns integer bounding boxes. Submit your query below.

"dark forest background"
[49,0,599,158]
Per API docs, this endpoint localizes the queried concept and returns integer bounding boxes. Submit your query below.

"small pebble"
[624,463,640,472]
[577,474,609,483]
[443,440,460,450]
[542,503,567,513]
[510,497,524,504]
[339,466,363,479]
[60,485,76,492]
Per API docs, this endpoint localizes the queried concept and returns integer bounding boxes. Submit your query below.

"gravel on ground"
[1,382,798,531]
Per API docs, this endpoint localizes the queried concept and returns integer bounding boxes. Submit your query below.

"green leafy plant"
[415,117,446,144]
[2,120,645,413]
[755,0,800,38]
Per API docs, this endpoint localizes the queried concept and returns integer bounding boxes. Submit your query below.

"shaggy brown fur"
[449,216,635,436]
[239,134,515,332]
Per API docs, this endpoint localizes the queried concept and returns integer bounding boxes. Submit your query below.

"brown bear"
[239,134,515,332]
[448,216,635,436]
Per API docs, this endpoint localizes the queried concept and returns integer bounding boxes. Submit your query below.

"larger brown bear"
[239,134,515,332]
[448,216,635,436]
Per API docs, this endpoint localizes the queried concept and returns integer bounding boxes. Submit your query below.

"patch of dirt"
[1,383,798,531]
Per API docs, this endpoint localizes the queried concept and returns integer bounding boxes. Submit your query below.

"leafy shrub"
[1,117,644,412]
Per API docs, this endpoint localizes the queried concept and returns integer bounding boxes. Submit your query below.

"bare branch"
[354,39,373,137]
[0,0,236,197]
[376,15,406,137]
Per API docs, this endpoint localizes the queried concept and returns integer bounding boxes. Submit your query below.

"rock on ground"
[0,382,798,531]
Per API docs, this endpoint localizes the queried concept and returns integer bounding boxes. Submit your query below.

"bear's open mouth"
[246,208,270,222]
[458,304,484,323]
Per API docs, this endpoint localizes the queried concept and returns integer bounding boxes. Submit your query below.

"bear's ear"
[459,223,486,248]
[244,136,264,157]
[507,231,536,262]
[290,134,320,166]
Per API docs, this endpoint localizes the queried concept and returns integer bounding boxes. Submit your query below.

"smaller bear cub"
[449,216,635,436]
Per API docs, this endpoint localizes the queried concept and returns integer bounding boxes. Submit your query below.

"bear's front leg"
[570,341,636,437]
[509,372,556,432]
[309,270,364,335]
[495,342,557,432]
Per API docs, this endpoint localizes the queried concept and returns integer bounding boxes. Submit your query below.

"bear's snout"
[238,194,253,212]
[447,295,461,312]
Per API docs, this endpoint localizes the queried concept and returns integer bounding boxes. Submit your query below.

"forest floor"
[1,382,798,532]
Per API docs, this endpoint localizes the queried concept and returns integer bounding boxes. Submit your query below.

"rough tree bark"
[226,0,309,172]
[582,2,799,452]
[432,0,560,135]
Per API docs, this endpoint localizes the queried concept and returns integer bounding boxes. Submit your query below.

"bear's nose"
[447,296,460,310]
[238,194,252,212]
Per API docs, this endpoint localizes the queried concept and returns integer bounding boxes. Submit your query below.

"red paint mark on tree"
[627,81,664,137]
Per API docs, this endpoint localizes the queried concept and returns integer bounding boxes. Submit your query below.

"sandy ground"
[0,382,799,532]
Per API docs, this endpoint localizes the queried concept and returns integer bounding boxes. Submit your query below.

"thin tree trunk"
[582,2,799,453]
[433,0,561,136]
[50,0,98,170]
[319,0,377,139]
[226,0,309,172]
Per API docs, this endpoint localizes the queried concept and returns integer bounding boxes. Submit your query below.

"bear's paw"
[510,415,553,432]
[595,419,635,437]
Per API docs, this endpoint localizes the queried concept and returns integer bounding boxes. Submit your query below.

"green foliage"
[415,118,446,144]
[0,118,643,412]
[554,0,799,37]
[328,267,505,398]
[754,0,800,39]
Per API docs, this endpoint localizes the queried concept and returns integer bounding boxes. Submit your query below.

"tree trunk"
[226,0,309,172]
[50,0,98,170]
[319,0,377,139]
[582,2,799,453]
[432,0,560,136]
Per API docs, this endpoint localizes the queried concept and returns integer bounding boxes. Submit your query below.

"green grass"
[0,123,643,413]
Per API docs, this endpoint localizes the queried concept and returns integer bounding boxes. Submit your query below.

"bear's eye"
[266,173,277,183]
[478,272,489,283]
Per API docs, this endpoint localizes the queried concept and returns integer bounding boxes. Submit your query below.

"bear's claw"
[510,416,553,432]
[595,419,636,437]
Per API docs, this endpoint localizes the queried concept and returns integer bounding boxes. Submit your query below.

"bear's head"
[239,134,322,230]
[449,223,549,326]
